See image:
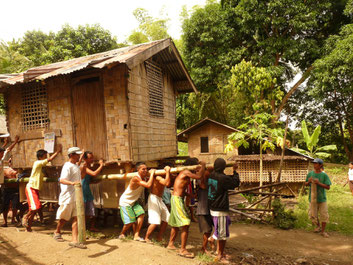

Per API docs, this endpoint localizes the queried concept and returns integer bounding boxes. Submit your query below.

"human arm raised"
[86,159,104,177]
[5,135,19,152]
[156,166,171,186]
[48,144,62,162]
[132,169,155,188]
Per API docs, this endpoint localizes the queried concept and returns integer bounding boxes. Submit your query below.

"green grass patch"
[178,141,188,156]
[195,252,215,263]
[294,183,353,235]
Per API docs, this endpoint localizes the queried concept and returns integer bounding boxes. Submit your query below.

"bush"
[272,198,296,230]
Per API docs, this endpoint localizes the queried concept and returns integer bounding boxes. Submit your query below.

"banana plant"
[291,120,337,158]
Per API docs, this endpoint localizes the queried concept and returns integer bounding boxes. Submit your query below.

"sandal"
[53,233,64,242]
[133,237,146,242]
[69,242,87,249]
[177,251,194,259]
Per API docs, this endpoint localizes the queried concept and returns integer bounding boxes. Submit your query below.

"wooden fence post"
[75,183,86,243]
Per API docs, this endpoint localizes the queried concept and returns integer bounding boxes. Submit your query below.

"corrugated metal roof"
[0,39,197,93]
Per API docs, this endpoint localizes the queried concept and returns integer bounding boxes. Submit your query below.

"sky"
[0,0,206,42]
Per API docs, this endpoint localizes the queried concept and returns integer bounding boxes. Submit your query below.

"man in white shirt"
[54,147,86,249]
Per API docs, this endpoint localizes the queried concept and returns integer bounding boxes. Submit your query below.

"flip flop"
[53,233,64,242]
[69,242,87,249]
[133,237,146,242]
[177,252,194,259]
[118,234,126,240]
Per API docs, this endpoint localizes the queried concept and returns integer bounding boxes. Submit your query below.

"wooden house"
[0,39,197,207]
[0,38,196,168]
[178,118,312,189]
[177,118,240,165]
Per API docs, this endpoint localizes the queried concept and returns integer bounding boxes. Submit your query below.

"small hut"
[179,118,312,191]
[177,118,240,165]
[0,39,197,207]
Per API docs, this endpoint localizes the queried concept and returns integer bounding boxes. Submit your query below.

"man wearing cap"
[305,158,331,238]
[54,147,87,249]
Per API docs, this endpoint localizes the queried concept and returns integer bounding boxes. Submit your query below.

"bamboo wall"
[7,77,72,168]
[102,65,131,161]
[187,123,237,165]
[128,63,177,162]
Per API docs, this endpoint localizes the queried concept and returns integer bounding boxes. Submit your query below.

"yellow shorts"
[309,201,329,224]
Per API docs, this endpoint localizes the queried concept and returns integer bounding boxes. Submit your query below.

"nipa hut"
[178,118,312,189]
[0,38,197,207]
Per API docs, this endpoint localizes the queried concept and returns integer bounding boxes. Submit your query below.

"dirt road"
[1,220,353,265]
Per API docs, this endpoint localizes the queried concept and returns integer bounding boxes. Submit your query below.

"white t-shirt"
[349,168,353,181]
[58,161,81,205]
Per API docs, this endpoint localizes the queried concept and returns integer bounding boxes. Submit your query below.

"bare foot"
[314,227,321,233]
[321,232,329,238]
[145,238,153,244]
[166,245,177,250]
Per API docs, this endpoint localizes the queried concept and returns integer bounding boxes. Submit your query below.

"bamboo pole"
[229,208,266,223]
[5,163,237,183]
[228,182,286,195]
[74,183,86,244]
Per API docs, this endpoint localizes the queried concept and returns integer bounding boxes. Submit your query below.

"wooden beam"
[229,208,266,223]
[19,129,62,141]
[229,182,286,195]
[74,183,86,244]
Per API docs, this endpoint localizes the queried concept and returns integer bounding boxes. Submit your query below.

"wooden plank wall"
[102,65,131,161]
[7,77,73,168]
[128,63,177,162]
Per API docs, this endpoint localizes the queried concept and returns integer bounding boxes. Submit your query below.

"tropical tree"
[291,120,337,159]
[0,41,32,73]
[128,8,169,44]
[226,113,284,186]
[182,0,349,119]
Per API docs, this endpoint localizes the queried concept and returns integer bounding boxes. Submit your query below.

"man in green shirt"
[305,158,331,238]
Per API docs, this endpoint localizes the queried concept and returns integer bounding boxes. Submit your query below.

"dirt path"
[1,220,353,265]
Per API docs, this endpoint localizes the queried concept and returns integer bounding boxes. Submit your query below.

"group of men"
[1,135,337,262]
[118,157,240,262]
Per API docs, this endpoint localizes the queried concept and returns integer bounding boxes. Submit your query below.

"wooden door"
[72,76,107,160]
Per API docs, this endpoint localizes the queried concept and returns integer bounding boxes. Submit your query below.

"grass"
[195,252,215,263]
[293,163,353,235]
[178,141,188,156]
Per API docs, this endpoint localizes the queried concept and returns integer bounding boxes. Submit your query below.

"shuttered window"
[200,137,209,153]
[145,60,164,117]
[21,82,49,131]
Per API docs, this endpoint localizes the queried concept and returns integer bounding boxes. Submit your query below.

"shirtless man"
[119,162,155,242]
[167,158,205,258]
[145,165,171,243]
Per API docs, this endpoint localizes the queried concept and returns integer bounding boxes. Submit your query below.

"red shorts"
[25,185,42,211]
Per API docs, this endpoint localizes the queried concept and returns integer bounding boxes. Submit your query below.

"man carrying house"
[144,165,171,243]
[305,158,331,238]
[22,145,62,231]
[0,135,20,227]
[119,162,155,242]
[167,158,205,258]
[54,147,87,249]
[208,158,240,264]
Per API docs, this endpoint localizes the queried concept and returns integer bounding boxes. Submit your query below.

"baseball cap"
[312,158,324,164]
[67,147,83,155]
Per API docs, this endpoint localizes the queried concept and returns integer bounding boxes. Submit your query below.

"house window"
[21,82,49,131]
[200,137,209,153]
[145,60,164,117]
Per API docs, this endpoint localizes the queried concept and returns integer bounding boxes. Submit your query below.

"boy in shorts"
[208,158,240,263]
[23,145,62,231]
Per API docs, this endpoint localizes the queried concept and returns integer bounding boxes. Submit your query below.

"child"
[22,145,62,232]
[81,151,104,232]
[208,158,240,263]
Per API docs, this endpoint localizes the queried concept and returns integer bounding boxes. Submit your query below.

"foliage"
[128,8,169,44]
[182,0,349,119]
[8,24,124,68]
[229,60,283,116]
[291,120,337,158]
[272,198,296,230]
[0,41,32,73]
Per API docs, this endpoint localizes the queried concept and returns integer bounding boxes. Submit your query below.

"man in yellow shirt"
[22,145,62,232]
